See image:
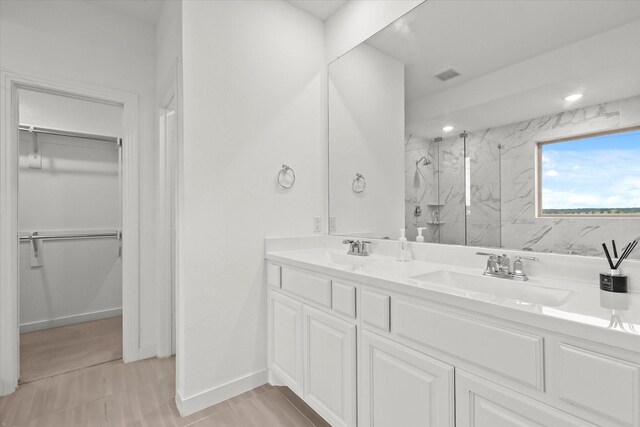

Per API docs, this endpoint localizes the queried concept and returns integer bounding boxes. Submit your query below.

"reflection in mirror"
[537,127,640,216]
[328,0,640,257]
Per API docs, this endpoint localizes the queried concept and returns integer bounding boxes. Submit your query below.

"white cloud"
[541,145,640,209]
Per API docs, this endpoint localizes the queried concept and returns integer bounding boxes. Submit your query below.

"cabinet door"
[303,305,356,427]
[360,330,454,427]
[270,291,303,395]
[456,371,596,427]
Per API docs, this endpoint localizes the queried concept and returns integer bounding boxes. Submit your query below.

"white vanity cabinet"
[269,291,303,396]
[303,305,357,427]
[455,371,595,427]
[360,330,454,427]
[266,259,640,427]
[268,264,357,427]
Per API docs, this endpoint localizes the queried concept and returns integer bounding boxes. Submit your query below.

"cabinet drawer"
[281,268,331,307]
[267,263,282,288]
[393,299,544,390]
[556,344,639,426]
[361,290,390,332]
[332,282,356,318]
[457,371,595,427]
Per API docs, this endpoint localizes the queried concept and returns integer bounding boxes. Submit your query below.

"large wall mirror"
[328,0,640,257]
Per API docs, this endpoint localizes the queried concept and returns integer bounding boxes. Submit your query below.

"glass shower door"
[464,131,502,249]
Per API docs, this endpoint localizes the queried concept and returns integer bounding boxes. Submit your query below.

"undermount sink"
[410,270,572,307]
[326,251,380,269]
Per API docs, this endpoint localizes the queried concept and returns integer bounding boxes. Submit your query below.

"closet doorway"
[0,70,142,396]
[17,89,123,383]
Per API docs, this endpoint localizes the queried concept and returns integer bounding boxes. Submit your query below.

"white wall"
[178,0,325,414]
[325,0,424,63]
[0,0,158,353]
[328,43,405,238]
[156,0,182,100]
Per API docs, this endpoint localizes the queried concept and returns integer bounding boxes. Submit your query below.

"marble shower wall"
[466,131,501,248]
[436,134,466,245]
[405,133,468,245]
[404,94,640,257]
[497,94,640,257]
[405,134,440,242]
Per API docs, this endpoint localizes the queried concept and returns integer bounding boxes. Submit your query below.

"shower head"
[416,156,431,166]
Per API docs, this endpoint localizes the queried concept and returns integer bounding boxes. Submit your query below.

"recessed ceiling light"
[564,93,583,102]
[442,125,454,132]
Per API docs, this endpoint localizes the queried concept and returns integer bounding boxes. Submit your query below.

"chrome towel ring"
[352,173,366,193]
[277,164,296,189]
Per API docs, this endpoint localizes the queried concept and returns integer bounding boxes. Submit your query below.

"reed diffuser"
[600,238,639,293]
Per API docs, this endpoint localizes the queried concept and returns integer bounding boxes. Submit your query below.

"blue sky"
[541,129,640,209]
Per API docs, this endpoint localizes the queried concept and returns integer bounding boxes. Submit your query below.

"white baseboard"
[176,369,268,417]
[20,308,122,333]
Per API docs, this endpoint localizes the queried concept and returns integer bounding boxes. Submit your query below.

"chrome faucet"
[476,252,538,281]
[343,239,371,256]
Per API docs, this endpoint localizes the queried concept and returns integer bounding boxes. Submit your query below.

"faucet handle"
[476,252,499,274]
[512,255,538,280]
[343,239,361,254]
[360,241,372,255]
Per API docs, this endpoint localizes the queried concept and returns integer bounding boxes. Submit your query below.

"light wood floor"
[20,317,123,384]
[0,356,330,427]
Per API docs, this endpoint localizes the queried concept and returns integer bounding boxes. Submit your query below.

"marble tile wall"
[405,131,499,247]
[405,134,440,242]
[465,131,502,248]
[498,95,640,258]
[405,94,640,258]
[436,134,466,246]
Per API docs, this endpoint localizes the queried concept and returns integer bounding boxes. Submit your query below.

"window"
[537,126,640,216]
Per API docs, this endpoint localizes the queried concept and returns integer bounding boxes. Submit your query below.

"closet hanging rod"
[18,124,119,144]
[18,231,120,242]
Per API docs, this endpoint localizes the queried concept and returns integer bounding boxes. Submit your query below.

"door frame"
[156,61,179,358]
[0,69,141,395]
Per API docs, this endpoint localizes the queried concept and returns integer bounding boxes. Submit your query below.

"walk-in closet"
[17,89,123,383]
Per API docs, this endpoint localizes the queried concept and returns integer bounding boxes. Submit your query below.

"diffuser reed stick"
[602,243,614,269]
[614,240,638,270]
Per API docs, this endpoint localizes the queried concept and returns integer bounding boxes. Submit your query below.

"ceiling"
[287,0,347,21]
[367,0,640,102]
[85,0,165,26]
[86,0,345,26]
[348,1,640,139]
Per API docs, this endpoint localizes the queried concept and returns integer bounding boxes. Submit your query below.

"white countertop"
[266,247,640,352]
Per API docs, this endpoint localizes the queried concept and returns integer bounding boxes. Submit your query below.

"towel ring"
[277,164,295,189]
[352,173,366,193]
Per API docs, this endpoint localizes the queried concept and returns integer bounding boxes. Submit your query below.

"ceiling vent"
[434,68,460,82]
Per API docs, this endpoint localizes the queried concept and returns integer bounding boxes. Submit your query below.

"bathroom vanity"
[271,2,640,425]
[266,239,640,427]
